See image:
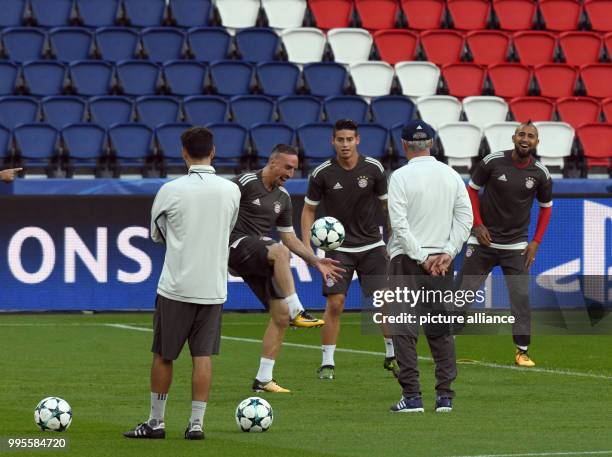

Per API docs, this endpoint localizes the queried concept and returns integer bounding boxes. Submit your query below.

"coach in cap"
[386,120,472,413]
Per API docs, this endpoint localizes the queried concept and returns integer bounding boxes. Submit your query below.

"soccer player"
[300,119,398,380]
[0,167,22,182]
[457,121,553,367]
[229,144,344,393]
[124,127,241,440]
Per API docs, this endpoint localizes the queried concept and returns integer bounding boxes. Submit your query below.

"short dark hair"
[271,144,298,157]
[180,127,214,159]
[333,119,358,135]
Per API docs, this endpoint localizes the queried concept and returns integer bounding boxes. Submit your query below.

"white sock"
[256,357,275,382]
[190,401,206,426]
[285,293,304,320]
[384,338,395,358]
[148,392,167,426]
[322,345,336,366]
[517,345,528,351]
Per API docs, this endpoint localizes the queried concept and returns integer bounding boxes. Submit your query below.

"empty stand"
[135,96,181,128]
[76,0,120,27]
[163,61,207,96]
[509,97,555,122]
[187,27,231,61]
[108,123,154,166]
[205,123,248,167]
[0,62,18,95]
[0,96,38,129]
[416,95,462,129]
[350,62,394,98]
[447,0,490,30]
[89,96,134,128]
[324,96,369,123]
[141,27,185,62]
[308,0,353,30]
[183,95,228,124]
[123,0,166,27]
[533,121,575,169]
[49,28,94,62]
[215,0,260,29]
[250,123,295,161]
[95,27,139,62]
[602,97,612,122]
[156,122,192,163]
[492,0,537,30]
[559,32,603,66]
[262,0,307,29]
[372,30,418,65]
[69,61,113,96]
[0,125,11,162]
[230,95,275,128]
[483,122,520,152]
[257,62,300,96]
[556,97,601,129]
[280,28,326,64]
[462,96,509,130]
[513,31,557,65]
[438,122,482,168]
[420,30,464,65]
[488,63,532,98]
[209,61,254,96]
[30,0,73,27]
[577,123,612,170]
[539,0,582,31]
[235,28,279,63]
[466,30,511,65]
[298,123,335,166]
[277,95,322,128]
[23,61,66,96]
[116,61,161,96]
[168,0,212,27]
[0,0,26,27]
[41,96,87,129]
[441,63,486,98]
[13,123,59,167]
[354,0,400,30]
[356,123,388,159]
[371,96,416,129]
[584,0,612,32]
[1,28,46,62]
[327,28,373,65]
[534,64,578,98]
[61,123,107,171]
[401,0,445,30]
[303,62,348,97]
[395,61,441,98]
[580,64,612,98]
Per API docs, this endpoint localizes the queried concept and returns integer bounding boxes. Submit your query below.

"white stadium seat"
[349,62,394,98]
[416,95,462,130]
[262,0,307,29]
[438,122,482,169]
[484,122,520,153]
[533,121,574,168]
[395,61,440,98]
[280,28,326,64]
[462,96,509,130]
[215,0,260,30]
[327,28,373,65]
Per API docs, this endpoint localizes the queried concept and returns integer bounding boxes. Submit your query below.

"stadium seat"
[168,0,211,27]
[390,123,404,158]
[371,96,416,129]
[13,123,59,168]
[416,95,462,130]
[327,28,373,65]
[205,123,248,168]
[235,28,279,63]
[187,27,231,62]
[135,96,181,129]
[534,64,578,98]
[22,61,66,96]
[49,28,94,62]
[492,0,536,30]
[354,0,400,30]
[556,97,601,129]
[533,121,575,169]
[400,0,445,30]
[141,27,185,62]
[0,125,11,162]
[108,123,154,168]
[95,27,139,62]
[250,123,295,161]
[483,121,520,152]
[488,63,532,98]
[577,123,612,170]
[605,33,612,58]
[76,0,120,27]
[0,0,26,27]
[262,0,307,29]
[356,123,389,159]
[512,31,557,66]
[420,30,464,65]
[257,62,300,96]
[89,96,134,128]
[69,60,113,96]
[1,27,46,62]
[41,96,87,129]
[116,61,161,96]
[462,96,509,130]
[308,0,353,30]
[280,28,326,64]
[183,95,228,125]
[61,123,107,171]
[539,0,582,31]
[372,30,418,65]
[584,0,612,32]
[298,123,335,166]
[437,122,482,169]
[30,0,73,27]
[230,95,276,128]
[395,61,440,98]
[0,62,18,95]
[123,0,166,27]
[509,97,555,122]
[349,62,394,98]
[277,95,322,128]
[466,30,511,65]
[602,97,612,121]
[156,122,191,164]
[447,0,490,30]
[215,0,260,29]
[441,63,486,98]
[580,64,612,98]
[303,62,348,97]
[559,32,603,66]
[0,96,38,129]
[163,61,207,96]
[324,96,369,123]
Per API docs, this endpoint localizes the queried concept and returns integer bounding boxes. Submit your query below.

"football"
[34,397,72,432]
[235,397,273,432]
[310,216,346,251]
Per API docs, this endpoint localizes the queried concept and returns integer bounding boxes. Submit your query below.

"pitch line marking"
[446,450,612,457]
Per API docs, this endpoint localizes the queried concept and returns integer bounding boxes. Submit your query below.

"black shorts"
[151,294,223,361]
[228,236,284,309]
[323,245,388,297]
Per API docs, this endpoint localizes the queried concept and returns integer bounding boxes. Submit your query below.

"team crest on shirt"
[525,177,536,189]
[273,201,281,214]
[466,246,474,258]
[357,175,368,188]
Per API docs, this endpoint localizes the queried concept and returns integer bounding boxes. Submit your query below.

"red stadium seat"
[534,64,578,98]
[447,0,490,30]
[355,0,400,30]
[559,32,603,66]
[584,0,612,32]
[401,0,445,30]
[580,64,612,98]
[420,30,464,65]
[605,33,612,57]
[373,30,418,65]
[488,63,532,98]
[492,0,537,30]
[513,31,557,66]
[539,0,582,31]
[577,123,612,170]
[602,97,612,121]
[509,97,554,122]
[308,0,353,30]
[466,30,511,65]
[556,97,601,129]
[442,63,486,98]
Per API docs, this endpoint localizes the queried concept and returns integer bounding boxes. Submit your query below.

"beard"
[514,144,536,158]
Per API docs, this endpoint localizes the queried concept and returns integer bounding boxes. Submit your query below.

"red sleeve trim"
[533,206,552,244]
[467,185,483,227]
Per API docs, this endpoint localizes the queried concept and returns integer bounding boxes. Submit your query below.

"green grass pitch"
[1,312,611,457]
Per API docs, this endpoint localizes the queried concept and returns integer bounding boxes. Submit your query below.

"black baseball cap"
[401,120,436,142]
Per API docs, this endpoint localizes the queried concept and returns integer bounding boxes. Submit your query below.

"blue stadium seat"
[324,96,369,123]
[357,124,388,160]
[390,123,406,166]
[205,123,247,168]
[183,95,228,124]
[136,96,181,128]
[0,62,18,95]
[236,28,280,63]
[89,96,133,128]
[23,61,66,96]
[95,27,138,62]
[76,0,120,27]
[0,0,26,27]
[116,60,161,96]
[41,96,86,129]
[0,125,10,162]
[0,96,38,129]
[371,96,416,129]
[69,61,113,96]
[123,0,166,27]
[256,62,300,97]
[303,63,348,97]
[169,0,212,27]
[13,123,59,167]
[250,123,294,161]
[108,123,153,163]
[187,27,231,62]
[49,27,94,61]
[61,123,106,169]
[298,123,335,168]
[162,61,207,96]
[31,0,74,27]
[209,61,253,96]
[156,122,191,163]
[277,96,322,129]
[230,95,275,128]
[141,27,185,62]
[1,28,46,62]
